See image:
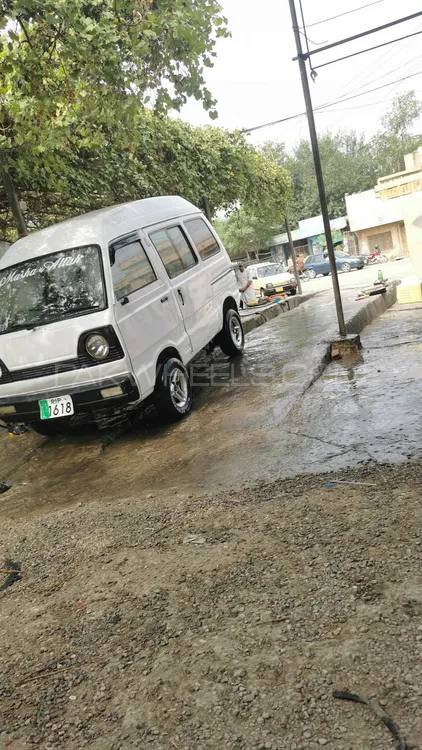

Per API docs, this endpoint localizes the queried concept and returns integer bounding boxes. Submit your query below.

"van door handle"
[160,296,168,303]
[177,289,185,305]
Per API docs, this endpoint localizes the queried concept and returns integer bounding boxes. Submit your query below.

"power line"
[313,29,422,70]
[303,0,387,28]
[323,67,422,107]
[317,18,422,110]
[242,68,422,132]
[296,11,422,61]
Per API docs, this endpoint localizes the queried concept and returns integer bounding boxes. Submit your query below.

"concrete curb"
[241,292,317,335]
[344,283,399,335]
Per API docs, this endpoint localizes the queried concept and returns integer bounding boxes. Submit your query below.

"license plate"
[39,395,74,420]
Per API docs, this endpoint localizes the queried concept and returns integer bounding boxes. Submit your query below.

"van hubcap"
[230,316,242,347]
[170,368,189,409]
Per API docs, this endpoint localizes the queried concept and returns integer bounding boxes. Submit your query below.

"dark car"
[304,250,365,279]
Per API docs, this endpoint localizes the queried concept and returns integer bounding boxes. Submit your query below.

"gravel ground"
[1,460,421,750]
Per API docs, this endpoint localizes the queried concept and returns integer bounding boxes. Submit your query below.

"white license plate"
[39,395,74,420]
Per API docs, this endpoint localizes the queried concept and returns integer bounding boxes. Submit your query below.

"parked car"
[0,197,244,436]
[248,262,298,297]
[304,250,365,278]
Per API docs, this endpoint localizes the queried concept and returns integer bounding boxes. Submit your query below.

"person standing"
[235,263,256,307]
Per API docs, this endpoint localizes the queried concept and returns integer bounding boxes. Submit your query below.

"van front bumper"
[0,375,140,423]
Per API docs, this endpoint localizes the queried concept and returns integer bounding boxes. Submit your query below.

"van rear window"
[0,245,106,335]
[185,218,221,261]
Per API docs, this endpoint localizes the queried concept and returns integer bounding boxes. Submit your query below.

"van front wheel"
[154,358,192,421]
[217,309,245,358]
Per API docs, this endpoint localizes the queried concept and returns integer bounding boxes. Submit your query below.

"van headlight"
[85,334,110,361]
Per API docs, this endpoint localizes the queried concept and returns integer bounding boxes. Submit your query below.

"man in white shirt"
[235,263,256,307]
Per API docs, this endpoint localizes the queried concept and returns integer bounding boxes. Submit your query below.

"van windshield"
[0,245,106,335]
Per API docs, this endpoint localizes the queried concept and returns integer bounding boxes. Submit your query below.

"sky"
[178,0,422,152]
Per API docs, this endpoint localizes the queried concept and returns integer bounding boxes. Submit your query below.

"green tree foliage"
[215,208,284,259]
[0,110,291,236]
[0,0,229,230]
[261,92,422,226]
[0,1,292,239]
[371,92,422,176]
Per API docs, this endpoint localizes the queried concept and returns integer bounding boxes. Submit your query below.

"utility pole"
[0,162,27,237]
[288,0,346,337]
[285,217,302,295]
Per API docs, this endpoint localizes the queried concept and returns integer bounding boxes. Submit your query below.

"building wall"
[354,221,405,256]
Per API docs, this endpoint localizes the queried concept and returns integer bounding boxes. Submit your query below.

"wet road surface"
[0,295,420,518]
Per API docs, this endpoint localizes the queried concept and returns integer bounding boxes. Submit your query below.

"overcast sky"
[178,0,422,151]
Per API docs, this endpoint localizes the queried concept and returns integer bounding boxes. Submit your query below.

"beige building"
[345,149,422,257]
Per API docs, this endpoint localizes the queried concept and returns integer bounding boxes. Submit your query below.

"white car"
[249,262,298,298]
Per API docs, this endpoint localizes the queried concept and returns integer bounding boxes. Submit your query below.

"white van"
[0,197,244,436]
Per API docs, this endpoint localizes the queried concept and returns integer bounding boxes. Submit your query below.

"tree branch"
[17,17,33,48]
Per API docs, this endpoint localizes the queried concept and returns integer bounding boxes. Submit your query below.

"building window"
[368,231,393,252]
[111,238,157,300]
[150,226,198,279]
[185,218,221,261]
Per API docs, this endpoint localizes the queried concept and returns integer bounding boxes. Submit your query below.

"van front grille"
[0,345,124,384]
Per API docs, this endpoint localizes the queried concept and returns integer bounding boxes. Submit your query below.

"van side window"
[185,217,221,261]
[111,238,157,300]
[150,226,197,279]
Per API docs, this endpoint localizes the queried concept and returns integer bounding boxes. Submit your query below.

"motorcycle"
[367,248,388,265]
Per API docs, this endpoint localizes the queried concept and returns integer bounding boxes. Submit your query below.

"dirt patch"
[0,462,421,750]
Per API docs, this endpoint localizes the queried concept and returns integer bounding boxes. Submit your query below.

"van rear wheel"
[154,358,192,421]
[217,309,244,358]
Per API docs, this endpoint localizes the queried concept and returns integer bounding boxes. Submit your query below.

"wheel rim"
[341,263,351,272]
[230,315,243,347]
[308,269,316,279]
[170,368,189,409]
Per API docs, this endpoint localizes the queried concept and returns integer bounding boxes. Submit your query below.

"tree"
[371,92,422,176]
[0,0,230,232]
[262,131,374,225]
[0,109,291,238]
[261,93,422,228]
[215,208,284,259]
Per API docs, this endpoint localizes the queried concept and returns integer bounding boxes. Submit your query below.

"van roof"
[0,196,200,269]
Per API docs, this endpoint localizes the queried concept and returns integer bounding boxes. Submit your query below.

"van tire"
[31,419,71,437]
[217,309,244,358]
[154,358,192,421]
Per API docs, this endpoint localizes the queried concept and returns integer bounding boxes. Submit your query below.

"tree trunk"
[0,160,27,237]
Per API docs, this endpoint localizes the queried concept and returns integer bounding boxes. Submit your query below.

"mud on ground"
[0,461,421,750]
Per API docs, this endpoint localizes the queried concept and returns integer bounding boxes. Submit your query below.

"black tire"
[289,287,297,296]
[217,309,245,358]
[154,358,192,421]
[341,262,351,273]
[31,418,71,437]
[306,268,317,279]
[323,272,330,276]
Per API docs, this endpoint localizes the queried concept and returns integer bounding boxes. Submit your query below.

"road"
[303,256,414,294]
[0,276,420,519]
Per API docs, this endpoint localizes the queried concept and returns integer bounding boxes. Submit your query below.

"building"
[271,214,350,263]
[345,149,422,257]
